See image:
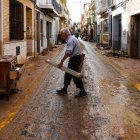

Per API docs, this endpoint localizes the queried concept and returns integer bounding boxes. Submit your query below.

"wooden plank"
[45,59,82,79]
[79,53,85,72]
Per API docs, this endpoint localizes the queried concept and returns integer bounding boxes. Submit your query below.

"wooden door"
[130,16,138,58]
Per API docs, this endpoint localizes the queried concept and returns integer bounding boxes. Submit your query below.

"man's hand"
[57,61,63,68]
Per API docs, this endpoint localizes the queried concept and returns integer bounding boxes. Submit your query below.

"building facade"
[80,1,96,42]
[0,0,35,63]
[96,0,110,46]
[0,0,70,64]
[110,0,127,53]
[59,0,69,29]
[36,0,61,51]
[95,0,140,58]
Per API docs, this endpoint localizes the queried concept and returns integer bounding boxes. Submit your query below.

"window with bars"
[10,0,24,40]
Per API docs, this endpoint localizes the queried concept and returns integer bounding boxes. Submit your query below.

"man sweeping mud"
[56,28,87,98]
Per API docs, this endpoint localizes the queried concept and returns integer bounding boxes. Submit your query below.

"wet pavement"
[0,41,139,140]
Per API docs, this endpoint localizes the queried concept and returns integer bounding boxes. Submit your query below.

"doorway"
[36,12,40,53]
[130,15,140,58]
[26,7,32,56]
[138,16,140,58]
[112,14,122,50]
[46,21,52,45]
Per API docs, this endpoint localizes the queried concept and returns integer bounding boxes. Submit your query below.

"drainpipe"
[31,0,36,58]
[0,0,3,56]
[34,0,36,58]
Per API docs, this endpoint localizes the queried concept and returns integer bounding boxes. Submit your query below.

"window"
[103,19,109,33]
[10,0,24,40]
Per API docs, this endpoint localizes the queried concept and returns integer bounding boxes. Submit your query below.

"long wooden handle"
[45,59,82,79]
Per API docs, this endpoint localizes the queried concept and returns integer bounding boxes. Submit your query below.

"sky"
[67,0,91,23]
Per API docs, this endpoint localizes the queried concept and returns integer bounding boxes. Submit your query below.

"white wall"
[53,17,59,44]
[3,41,27,64]
[127,0,140,16]
[39,12,55,53]
[115,0,124,5]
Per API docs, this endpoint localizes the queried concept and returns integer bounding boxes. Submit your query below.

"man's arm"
[57,52,71,68]
[61,52,70,62]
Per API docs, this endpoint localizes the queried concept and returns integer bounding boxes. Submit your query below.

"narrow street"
[0,40,139,140]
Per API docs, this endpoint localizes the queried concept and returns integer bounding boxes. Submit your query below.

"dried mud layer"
[0,42,139,140]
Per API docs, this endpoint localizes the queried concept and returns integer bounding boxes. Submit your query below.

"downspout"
[0,0,3,56]
[34,1,36,57]
[31,0,36,57]
[34,0,36,58]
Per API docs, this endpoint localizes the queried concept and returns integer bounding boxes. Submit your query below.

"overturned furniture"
[0,55,24,100]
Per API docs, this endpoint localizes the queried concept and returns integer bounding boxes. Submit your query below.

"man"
[56,28,87,98]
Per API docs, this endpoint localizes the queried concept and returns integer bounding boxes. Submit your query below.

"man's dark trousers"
[64,55,84,88]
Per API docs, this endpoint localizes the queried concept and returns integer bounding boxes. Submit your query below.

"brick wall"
[2,0,34,63]
[3,0,34,42]
[3,0,9,42]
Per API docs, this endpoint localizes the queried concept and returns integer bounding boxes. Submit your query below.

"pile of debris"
[41,44,58,56]
[96,43,129,58]
[96,43,110,50]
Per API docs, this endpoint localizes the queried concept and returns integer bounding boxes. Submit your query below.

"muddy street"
[0,41,139,140]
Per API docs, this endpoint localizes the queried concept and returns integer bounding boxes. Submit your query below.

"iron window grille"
[10,0,24,40]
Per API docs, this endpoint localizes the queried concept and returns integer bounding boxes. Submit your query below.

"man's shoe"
[56,88,67,96]
[74,91,87,98]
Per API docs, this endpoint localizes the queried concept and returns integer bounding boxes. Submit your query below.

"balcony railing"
[60,8,67,19]
[37,0,62,16]
[109,0,116,7]
[52,0,62,14]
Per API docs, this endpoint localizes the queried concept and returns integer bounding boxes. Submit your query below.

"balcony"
[109,0,116,8]
[96,0,109,14]
[37,0,62,17]
[59,7,67,20]
[111,0,116,6]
